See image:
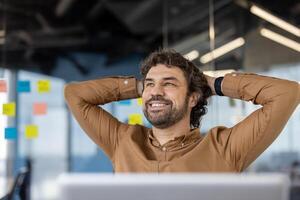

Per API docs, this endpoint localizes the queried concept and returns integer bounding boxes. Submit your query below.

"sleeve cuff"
[118,76,140,100]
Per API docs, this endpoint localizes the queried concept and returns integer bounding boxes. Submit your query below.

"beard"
[143,95,189,129]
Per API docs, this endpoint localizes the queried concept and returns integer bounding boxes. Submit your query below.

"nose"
[150,84,164,96]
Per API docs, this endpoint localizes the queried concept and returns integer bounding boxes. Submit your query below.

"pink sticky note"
[33,103,47,115]
[0,80,7,92]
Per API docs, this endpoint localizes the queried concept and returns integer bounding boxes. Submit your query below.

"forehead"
[145,64,186,82]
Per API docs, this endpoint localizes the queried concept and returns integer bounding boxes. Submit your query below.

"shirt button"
[162,147,166,151]
[124,80,128,85]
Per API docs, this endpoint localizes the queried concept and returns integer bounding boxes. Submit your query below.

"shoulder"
[204,126,232,143]
[120,124,150,140]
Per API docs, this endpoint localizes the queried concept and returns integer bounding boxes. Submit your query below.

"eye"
[145,82,154,87]
[164,82,175,86]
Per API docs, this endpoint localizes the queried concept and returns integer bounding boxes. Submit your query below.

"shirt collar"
[147,128,201,150]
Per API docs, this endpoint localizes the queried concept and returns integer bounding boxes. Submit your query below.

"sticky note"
[128,113,143,125]
[0,80,7,92]
[25,125,38,139]
[17,80,31,93]
[229,98,236,107]
[37,80,51,93]
[2,102,16,116]
[33,102,47,115]
[5,127,17,140]
[118,100,131,105]
[137,98,143,106]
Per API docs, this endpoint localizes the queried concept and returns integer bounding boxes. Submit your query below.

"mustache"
[146,95,172,105]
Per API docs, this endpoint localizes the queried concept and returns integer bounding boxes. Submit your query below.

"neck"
[152,116,191,145]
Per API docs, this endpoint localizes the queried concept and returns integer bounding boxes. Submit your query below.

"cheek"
[141,91,148,99]
[171,93,187,107]
[141,92,149,106]
[164,92,178,106]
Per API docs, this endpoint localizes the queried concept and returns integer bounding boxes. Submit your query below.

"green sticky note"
[229,98,236,107]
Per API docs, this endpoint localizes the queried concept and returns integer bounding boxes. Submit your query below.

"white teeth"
[151,103,166,107]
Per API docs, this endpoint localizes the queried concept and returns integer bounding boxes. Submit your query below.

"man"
[64,49,300,172]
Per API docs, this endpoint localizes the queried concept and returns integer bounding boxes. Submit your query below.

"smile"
[148,101,171,111]
[150,103,168,107]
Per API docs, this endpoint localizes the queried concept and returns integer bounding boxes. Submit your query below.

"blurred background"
[0,0,299,199]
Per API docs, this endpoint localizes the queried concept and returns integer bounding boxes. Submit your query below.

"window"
[17,70,68,200]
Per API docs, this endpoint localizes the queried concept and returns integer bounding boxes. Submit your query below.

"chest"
[114,138,234,172]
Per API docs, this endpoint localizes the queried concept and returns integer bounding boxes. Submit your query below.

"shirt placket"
[148,131,197,172]
[157,146,167,173]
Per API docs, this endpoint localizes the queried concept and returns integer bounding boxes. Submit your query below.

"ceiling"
[0,0,299,76]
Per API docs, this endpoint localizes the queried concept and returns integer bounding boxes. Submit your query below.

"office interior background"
[0,0,299,199]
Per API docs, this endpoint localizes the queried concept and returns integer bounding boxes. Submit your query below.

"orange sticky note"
[0,80,7,92]
[128,113,143,125]
[37,80,51,93]
[3,102,16,116]
[137,98,143,106]
[33,103,47,115]
[25,125,39,139]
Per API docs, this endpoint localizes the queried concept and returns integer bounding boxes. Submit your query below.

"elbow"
[63,83,76,102]
[286,81,300,105]
[297,83,300,104]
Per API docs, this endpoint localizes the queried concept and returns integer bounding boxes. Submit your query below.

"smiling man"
[64,49,300,172]
[142,64,201,145]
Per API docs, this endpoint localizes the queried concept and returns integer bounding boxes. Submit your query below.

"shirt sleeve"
[214,72,300,172]
[64,76,140,160]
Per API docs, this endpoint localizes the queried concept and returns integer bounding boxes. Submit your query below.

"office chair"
[0,160,31,200]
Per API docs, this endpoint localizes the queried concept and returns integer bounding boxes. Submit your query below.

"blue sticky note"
[118,100,131,105]
[5,127,17,140]
[17,80,31,93]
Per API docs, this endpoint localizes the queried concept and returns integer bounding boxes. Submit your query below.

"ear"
[189,92,200,108]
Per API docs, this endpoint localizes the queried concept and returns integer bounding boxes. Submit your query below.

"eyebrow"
[145,77,180,82]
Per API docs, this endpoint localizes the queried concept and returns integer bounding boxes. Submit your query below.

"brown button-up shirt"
[64,73,300,172]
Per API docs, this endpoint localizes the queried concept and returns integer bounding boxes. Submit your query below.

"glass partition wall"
[0,0,299,200]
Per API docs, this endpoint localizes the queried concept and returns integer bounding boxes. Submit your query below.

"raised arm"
[64,76,140,160]
[208,72,300,172]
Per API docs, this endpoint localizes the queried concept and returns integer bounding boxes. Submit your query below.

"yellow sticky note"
[137,98,143,106]
[37,80,51,93]
[128,113,143,125]
[25,125,39,139]
[2,102,16,116]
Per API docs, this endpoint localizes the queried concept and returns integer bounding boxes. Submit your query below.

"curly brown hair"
[140,49,212,128]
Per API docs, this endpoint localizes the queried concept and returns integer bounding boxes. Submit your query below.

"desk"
[290,179,300,200]
[291,186,300,200]
[58,173,290,200]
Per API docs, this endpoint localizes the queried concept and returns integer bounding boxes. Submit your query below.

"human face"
[142,64,193,129]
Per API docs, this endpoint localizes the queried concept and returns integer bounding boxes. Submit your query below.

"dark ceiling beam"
[172,26,236,54]
[0,2,35,17]
[3,25,86,51]
[168,0,233,32]
[125,0,160,25]
[55,0,77,17]
[87,0,105,19]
